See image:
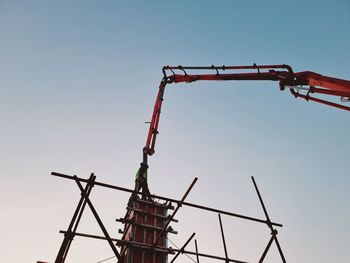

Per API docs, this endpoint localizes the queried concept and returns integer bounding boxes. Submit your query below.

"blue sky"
[0,1,349,262]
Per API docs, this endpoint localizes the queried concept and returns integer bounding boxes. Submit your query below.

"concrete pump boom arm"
[143,64,350,162]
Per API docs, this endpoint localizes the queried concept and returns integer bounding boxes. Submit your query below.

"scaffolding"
[47,171,286,263]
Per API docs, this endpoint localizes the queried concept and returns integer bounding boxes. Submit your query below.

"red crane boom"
[143,64,350,162]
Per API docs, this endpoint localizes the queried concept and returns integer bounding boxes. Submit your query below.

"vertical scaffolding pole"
[51,172,285,263]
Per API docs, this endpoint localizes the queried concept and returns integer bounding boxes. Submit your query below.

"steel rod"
[218,214,229,263]
[74,178,121,261]
[59,230,119,242]
[251,177,272,229]
[63,174,94,262]
[251,176,286,263]
[195,239,200,263]
[152,177,198,247]
[273,235,286,263]
[65,230,248,263]
[177,249,248,263]
[259,235,274,263]
[55,174,95,263]
[51,172,282,227]
[170,232,196,263]
[60,231,170,253]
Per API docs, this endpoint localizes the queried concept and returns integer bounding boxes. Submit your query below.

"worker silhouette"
[134,162,151,200]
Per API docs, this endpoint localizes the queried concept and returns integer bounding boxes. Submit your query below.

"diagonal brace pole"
[55,173,95,263]
[251,176,286,263]
[218,214,229,263]
[152,177,198,248]
[194,239,200,263]
[258,231,275,263]
[74,177,121,261]
[170,232,196,263]
[52,172,283,227]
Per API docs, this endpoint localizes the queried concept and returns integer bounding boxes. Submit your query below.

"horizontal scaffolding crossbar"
[59,230,119,242]
[178,249,248,263]
[60,230,249,263]
[152,177,197,248]
[59,231,171,254]
[63,229,248,263]
[52,172,282,227]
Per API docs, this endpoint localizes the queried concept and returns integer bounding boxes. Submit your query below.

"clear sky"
[0,1,349,262]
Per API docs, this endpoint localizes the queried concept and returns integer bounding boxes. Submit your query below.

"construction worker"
[134,162,151,200]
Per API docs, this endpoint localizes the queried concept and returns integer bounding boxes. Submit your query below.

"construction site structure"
[45,172,285,263]
[41,64,350,263]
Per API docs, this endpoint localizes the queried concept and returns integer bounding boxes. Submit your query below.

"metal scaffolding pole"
[251,176,286,263]
[170,233,196,263]
[152,177,197,248]
[73,178,121,261]
[51,172,286,263]
[55,174,95,263]
[52,172,282,228]
[218,214,229,263]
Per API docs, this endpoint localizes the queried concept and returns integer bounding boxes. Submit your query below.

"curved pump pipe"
[142,64,350,163]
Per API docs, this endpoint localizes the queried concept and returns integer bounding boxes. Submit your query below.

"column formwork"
[119,198,175,263]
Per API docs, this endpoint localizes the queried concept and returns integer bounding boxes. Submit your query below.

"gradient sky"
[1,1,350,262]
